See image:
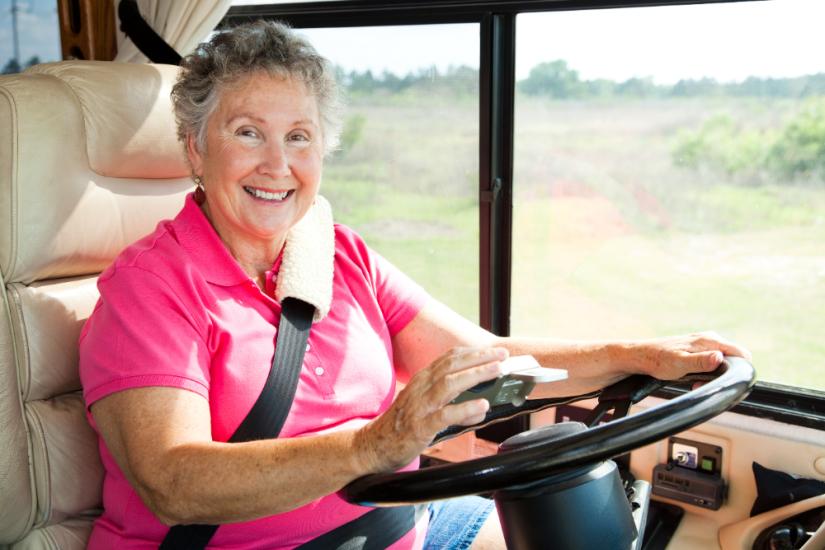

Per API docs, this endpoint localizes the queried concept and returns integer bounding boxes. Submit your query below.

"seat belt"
[160,297,315,549]
[297,503,428,550]
[160,297,422,549]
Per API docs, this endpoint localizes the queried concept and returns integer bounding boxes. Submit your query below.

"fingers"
[359,346,508,472]
[409,346,508,440]
[690,331,752,362]
[645,331,750,380]
[417,346,507,407]
[427,357,503,408]
[431,346,509,376]
[690,349,724,372]
[434,397,491,429]
[657,350,718,379]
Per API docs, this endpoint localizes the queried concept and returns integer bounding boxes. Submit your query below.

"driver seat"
[0,61,190,548]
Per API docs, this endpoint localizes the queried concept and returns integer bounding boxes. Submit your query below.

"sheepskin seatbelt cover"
[276,195,335,322]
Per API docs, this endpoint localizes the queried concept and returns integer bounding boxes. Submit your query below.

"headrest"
[0,61,192,284]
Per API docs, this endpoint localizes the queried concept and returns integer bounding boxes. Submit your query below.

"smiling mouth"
[243,187,293,202]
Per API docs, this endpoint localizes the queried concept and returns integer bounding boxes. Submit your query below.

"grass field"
[322,93,825,391]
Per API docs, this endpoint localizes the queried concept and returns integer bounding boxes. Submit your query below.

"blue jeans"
[423,496,496,549]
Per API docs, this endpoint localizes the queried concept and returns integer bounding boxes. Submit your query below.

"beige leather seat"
[0,61,190,549]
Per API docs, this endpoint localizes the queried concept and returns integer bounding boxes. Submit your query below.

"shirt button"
[306,343,311,352]
[314,367,325,376]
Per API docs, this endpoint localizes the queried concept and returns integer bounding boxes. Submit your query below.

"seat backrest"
[0,61,190,549]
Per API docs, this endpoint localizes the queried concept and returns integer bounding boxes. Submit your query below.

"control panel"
[652,436,727,510]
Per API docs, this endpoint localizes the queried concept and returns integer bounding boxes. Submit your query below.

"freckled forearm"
[492,337,638,396]
[151,429,375,525]
[391,300,639,393]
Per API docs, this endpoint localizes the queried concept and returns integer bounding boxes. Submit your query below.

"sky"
[291,0,825,84]
[2,0,824,84]
[0,0,60,67]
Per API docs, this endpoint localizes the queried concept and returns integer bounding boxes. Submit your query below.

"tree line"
[338,60,825,99]
[2,56,42,74]
[337,65,477,96]
[519,60,825,99]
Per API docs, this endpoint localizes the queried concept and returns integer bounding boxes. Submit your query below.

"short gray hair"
[171,20,341,156]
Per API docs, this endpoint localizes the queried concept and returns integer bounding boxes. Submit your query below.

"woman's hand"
[356,346,508,473]
[629,331,752,380]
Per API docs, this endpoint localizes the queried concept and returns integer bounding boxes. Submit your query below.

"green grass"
[322,177,480,321]
[322,92,825,391]
[673,184,825,232]
[512,198,825,388]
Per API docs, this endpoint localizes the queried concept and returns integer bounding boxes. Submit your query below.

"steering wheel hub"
[495,459,636,550]
[493,422,638,549]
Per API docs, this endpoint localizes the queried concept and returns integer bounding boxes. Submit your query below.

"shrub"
[767,98,825,179]
[673,98,825,184]
[672,114,772,179]
[337,114,367,157]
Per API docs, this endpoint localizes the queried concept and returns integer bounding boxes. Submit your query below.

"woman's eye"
[288,131,311,143]
[237,128,259,139]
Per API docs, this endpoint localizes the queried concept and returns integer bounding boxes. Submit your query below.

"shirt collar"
[171,193,256,287]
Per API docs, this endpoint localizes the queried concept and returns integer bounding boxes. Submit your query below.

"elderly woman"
[79,20,749,550]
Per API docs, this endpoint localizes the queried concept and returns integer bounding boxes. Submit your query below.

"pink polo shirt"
[79,194,430,549]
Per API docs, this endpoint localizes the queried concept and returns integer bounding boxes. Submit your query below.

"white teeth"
[245,187,290,201]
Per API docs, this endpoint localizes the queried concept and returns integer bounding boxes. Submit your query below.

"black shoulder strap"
[160,297,315,549]
[296,504,428,550]
[230,298,315,443]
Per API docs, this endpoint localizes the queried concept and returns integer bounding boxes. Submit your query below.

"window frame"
[222,0,825,432]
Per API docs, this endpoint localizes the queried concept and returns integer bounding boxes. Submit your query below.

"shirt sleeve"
[370,250,430,336]
[335,224,430,336]
[79,265,212,409]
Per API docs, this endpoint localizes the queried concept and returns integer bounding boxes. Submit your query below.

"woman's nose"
[261,142,291,178]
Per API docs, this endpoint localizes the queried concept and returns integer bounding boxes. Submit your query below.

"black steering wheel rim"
[341,356,755,506]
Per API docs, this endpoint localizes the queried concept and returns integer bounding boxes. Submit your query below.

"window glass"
[298,24,481,321]
[513,0,825,390]
[1,0,60,74]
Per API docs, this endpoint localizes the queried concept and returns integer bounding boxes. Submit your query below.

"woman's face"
[187,72,323,253]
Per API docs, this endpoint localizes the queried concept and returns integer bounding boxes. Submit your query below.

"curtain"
[115,0,233,63]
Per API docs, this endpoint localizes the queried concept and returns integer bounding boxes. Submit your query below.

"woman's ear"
[186,134,204,176]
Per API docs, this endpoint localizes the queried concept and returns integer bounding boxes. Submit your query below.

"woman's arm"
[91,345,507,526]
[91,387,367,525]
[391,298,752,397]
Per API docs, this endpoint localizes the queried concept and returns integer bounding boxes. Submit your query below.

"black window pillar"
[479,12,515,337]
[478,12,521,441]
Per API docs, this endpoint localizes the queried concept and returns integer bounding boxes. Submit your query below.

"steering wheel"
[341,356,755,506]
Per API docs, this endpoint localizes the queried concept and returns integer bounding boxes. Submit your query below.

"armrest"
[718,494,825,549]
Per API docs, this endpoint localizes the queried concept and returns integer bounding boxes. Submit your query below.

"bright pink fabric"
[79,194,429,549]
